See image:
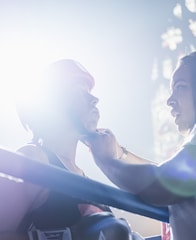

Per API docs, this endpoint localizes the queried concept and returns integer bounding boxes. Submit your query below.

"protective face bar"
[0,148,169,223]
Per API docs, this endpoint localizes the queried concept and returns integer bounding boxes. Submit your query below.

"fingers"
[96,128,114,137]
[80,128,117,160]
[81,129,114,144]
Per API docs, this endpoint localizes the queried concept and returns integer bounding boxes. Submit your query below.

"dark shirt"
[18,147,110,232]
[18,149,83,232]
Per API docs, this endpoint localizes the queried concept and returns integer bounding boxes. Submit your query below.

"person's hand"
[84,128,123,163]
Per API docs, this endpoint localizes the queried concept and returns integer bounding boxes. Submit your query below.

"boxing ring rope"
[0,148,169,223]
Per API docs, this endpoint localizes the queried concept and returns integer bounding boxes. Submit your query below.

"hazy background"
[0,0,172,165]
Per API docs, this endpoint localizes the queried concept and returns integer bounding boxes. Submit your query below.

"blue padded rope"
[0,148,169,223]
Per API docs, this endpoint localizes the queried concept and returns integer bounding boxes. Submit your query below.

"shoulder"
[17,143,49,164]
[183,125,196,146]
[16,144,50,209]
[181,127,196,158]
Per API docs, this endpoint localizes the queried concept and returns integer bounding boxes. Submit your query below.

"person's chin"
[85,125,97,134]
[178,125,192,136]
[85,120,98,133]
[79,124,97,145]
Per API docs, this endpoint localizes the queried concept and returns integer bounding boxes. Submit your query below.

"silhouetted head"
[16,59,99,141]
[167,52,196,135]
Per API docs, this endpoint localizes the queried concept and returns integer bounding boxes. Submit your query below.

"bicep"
[138,147,196,205]
[0,145,49,231]
[159,146,196,198]
[16,144,50,208]
[0,174,45,231]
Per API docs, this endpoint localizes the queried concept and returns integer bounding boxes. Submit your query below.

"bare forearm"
[119,147,156,165]
[88,130,188,205]
[94,157,185,206]
[94,156,156,194]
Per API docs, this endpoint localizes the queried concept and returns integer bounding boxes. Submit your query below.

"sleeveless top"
[18,147,110,232]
